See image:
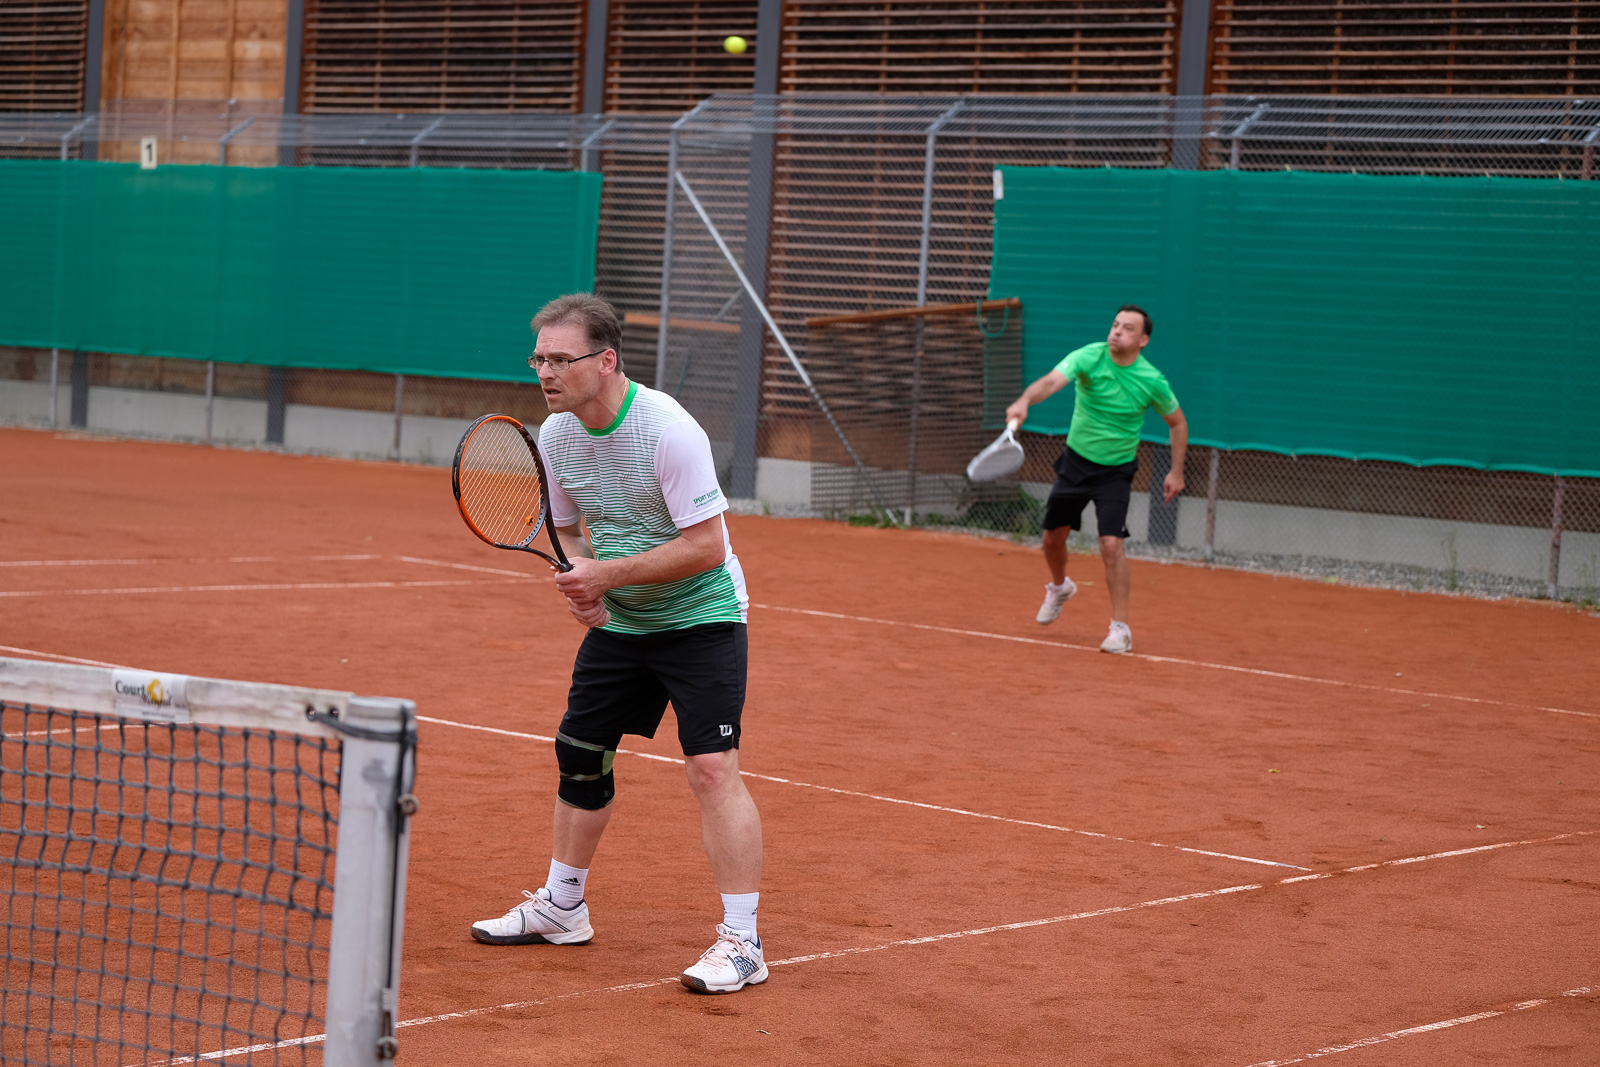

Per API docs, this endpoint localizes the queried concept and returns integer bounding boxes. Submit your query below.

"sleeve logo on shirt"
[693,487,722,507]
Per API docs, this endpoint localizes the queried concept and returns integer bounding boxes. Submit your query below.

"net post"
[1205,447,1220,560]
[1547,475,1565,600]
[325,696,417,1067]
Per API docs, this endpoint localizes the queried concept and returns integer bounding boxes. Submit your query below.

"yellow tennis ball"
[723,35,748,55]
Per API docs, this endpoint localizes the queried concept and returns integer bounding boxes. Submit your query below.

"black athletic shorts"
[1042,446,1139,539]
[560,622,747,756]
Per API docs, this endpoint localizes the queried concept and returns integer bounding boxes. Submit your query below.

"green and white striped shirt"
[539,380,748,634]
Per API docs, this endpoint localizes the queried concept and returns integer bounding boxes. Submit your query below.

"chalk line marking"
[415,714,1305,870]
[0,645,126,669]
[0,554,380,568]
[1240,985,1596,1066]
[154,834,1597,1066]
[398,555,540,579]
[0,578,534,598]
[753,603,1597,721]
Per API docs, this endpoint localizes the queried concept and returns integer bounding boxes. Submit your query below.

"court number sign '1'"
[140,136,157,170]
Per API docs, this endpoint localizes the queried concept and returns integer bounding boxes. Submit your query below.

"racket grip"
[1005,418,1021,433]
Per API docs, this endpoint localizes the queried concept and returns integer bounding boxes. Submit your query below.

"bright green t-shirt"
[1051,342,1179,466]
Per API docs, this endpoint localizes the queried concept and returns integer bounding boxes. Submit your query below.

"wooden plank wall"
[1,1,90,111]
[100,0,289,106]
[780,0,1182,93]
[300,0,585,112]
[603,0,760,112]
[1210,0,1600,96]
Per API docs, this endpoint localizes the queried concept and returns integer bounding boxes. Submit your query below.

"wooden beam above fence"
[806,297,1021,329]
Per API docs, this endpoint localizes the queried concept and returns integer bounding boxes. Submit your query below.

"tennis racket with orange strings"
[451,413,609,625]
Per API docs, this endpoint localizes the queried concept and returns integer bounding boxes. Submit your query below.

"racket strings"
[458,420,546,546]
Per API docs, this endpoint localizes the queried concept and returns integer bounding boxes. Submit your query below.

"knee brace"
[555,732,615,810]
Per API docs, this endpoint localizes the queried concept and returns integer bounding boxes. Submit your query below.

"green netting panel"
[0,161,602,382]
[989,166,1599,477]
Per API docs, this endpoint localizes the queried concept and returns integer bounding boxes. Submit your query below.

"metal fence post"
[906,100,967,523]
[1583,120,1600,180]
[1548,475,1565,599]
[204,361,215,442]
[218,117,254,165]
[391,374,405,460]
[1228,101,1270,170]
[1204,447,1220,560]
[408,118,444,168]
[49,350,59,428]
[266,366,287,444]
[70,351,89,428]
[655,99,713,392]
[655,124,681,392]
[58,116,94,161]
[1172,0,1212,169]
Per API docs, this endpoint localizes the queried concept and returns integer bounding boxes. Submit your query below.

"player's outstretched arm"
[552,516,725,606]
[1004,369,1069,428]
[1160,406,1188,502]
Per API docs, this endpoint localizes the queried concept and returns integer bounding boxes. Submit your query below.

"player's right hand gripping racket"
[965,418,1025,482]
[452,413,609,625]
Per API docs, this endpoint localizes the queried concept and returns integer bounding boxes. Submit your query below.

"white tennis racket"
[966,419,1025,482]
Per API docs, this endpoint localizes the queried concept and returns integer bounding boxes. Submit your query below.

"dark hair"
[531,292,624,369]
[1116,303,1153,339]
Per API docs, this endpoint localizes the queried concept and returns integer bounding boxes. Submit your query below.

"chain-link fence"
[3,95,1596,603]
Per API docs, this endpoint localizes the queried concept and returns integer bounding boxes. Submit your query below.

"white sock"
[545,860,587,910]
[721,892,759,937]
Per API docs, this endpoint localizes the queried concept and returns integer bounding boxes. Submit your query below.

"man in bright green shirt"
[1004,304,1188,653]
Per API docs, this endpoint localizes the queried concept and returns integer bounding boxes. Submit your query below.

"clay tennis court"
[3,426,1596,1065]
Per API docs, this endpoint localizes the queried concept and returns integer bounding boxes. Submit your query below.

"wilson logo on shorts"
[719,724,733,737]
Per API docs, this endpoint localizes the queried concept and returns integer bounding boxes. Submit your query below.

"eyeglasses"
[529,349,609,371]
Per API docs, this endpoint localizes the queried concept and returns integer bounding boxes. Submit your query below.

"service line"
[753,603,1597,720]
[417,714,1306,870]
[154,832,1597,1067]
[1239,985,1596,1066]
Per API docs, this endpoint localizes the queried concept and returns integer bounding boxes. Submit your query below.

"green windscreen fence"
[0,161,602,382]
[990,166,1599,477]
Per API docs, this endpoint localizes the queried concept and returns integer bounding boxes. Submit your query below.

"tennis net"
[0,656,417,1066]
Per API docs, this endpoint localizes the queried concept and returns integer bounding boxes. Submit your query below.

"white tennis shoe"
[1100,620,1132,654]
[469,888,593,946]
[680,924,768,994]
[1035,578,1078,624]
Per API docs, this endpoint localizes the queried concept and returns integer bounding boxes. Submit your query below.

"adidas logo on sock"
[560,877,580,885]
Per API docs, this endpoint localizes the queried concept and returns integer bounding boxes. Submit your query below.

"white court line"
[417,714,1307,870]
[0,578,533,598]
[1240,985,1596,1066]
[0,554,379,568]
[398,555,543,579]
[156,830,1599,1066]
[753,603,1598,721]
[0,644,126,668]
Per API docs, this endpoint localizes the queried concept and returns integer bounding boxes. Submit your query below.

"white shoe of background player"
[1035,578,1078,624]
[1100,620,1132,654]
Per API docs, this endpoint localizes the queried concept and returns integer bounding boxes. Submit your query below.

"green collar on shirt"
[584,379,638,437]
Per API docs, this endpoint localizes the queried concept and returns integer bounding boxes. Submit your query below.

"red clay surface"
[2,426,1597,1066]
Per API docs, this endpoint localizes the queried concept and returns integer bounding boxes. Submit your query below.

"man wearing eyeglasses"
[468,292,767,996]
[1004,304,1187,655]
